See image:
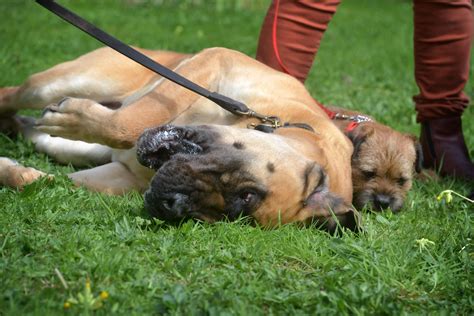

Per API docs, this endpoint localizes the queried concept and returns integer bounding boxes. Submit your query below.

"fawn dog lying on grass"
[0,47,361,232]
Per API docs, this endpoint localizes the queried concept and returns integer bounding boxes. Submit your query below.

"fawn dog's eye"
[240,191,258,206]
[237,187,266,208]
[225,187,266,220]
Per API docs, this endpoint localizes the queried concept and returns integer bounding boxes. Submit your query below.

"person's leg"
[413,0,474,181]
[256,0,341,83]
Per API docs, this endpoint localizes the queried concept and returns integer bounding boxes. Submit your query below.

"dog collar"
[248,121,315,134]
[333,113,373,132]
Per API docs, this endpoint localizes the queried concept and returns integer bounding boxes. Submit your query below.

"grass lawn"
[1,0,473,314]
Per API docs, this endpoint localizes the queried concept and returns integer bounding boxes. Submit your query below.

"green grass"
[1,0,473,314]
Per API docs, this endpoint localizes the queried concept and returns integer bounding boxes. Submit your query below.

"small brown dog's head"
[136,124,360,232]
[348,123,422,212]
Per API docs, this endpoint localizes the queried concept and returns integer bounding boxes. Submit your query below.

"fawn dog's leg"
[0,158,48,188]
[36,48,234,149]
[0,47,189,115]
[0,157,146,194]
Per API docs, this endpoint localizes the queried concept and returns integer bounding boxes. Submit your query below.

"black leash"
[36,0,281,128]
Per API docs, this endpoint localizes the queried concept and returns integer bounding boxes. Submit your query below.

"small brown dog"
[328,106,422,212]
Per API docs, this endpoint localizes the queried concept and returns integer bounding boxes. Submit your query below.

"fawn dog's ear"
[347,124,374,160]
[406,134,423,173]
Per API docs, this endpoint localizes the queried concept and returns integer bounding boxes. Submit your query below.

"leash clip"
[260,115,282,128]
[244,110,282,129]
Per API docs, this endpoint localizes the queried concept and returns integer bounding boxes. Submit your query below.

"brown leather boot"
[420,116,474,182]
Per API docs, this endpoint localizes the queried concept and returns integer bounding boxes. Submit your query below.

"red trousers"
[256,0,473,122]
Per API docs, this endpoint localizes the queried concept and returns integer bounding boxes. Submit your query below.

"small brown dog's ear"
[406,134,423,173]
[347,133,366,160]
[347,124,374,160]
[414,142,423,173]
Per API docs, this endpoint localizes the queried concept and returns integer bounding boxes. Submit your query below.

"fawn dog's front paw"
[36,97,113,144]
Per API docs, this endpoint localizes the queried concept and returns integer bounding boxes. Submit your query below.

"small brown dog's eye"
[362,170,376,179]
[397,177,408,186]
